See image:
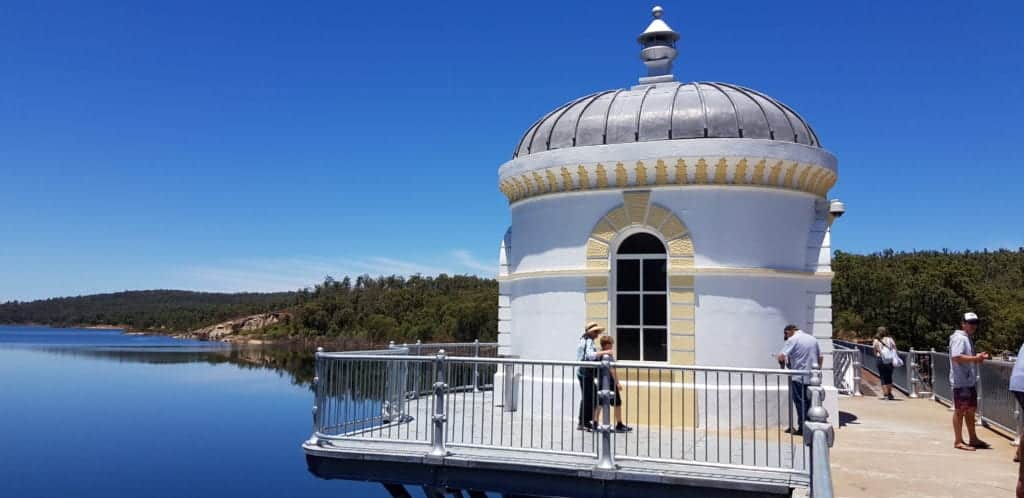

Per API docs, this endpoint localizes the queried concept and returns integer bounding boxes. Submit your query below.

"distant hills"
[0,274,499,344]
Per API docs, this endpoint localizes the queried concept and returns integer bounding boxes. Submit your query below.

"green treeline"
[4,250,1022,351]
[0,274,498,343]
[0,290,295,332]
[271,274,497,343]
[833,249,1024,353]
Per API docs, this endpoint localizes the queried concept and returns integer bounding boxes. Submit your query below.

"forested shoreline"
[0,274,498,343]
[833,249,1024,353]
[3,249,1021,351]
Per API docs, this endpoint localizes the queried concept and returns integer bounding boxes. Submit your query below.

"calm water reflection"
[0,325,397,498]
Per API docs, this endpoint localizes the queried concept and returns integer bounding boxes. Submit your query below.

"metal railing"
[832,348,862,396]
[308,343,836,496]
[835,340,1021,443]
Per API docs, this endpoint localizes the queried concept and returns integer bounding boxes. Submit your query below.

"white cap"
[963,312,979,323]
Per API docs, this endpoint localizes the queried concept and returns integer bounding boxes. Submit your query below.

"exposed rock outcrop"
[191,312,289,341]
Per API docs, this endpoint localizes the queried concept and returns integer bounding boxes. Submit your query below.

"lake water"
[0,325,396,498]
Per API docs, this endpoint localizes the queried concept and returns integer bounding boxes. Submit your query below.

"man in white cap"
[949,312,991,451]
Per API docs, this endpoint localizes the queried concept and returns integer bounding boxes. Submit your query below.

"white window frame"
[611,231,668,362]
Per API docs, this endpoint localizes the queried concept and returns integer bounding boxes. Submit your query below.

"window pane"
[617,328,640,361]
[617,233,666,254]
[616,295,640,325]
[616,259,639,291]
[643,259,666,291]
[642,328,668,362]
[643,294,667,326]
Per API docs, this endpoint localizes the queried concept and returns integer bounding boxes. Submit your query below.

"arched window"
[613,232,668,361]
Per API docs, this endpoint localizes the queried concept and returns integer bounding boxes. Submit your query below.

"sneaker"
[614,423,633,433]
[886,394,895,400]
[577,422,595,432]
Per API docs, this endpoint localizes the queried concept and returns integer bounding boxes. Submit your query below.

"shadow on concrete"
[838,411,858,427]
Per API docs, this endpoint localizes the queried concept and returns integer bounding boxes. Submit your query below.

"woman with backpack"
[872,326,899,400]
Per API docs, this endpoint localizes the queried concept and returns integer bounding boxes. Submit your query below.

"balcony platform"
[305,389,808,497]
[305,438,804,498]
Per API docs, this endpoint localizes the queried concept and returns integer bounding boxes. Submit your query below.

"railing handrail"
[311,352,806,375]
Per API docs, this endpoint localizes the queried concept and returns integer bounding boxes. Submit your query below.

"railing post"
[851,349,863,396]
[595,355,616,471]
[312,346,324,435]
[930,348,937,402]
[1014,397,1022,447]
[429,350,449,458]
[908,350,919,398]
[804,363,835,498]
[415,339,422,356]
[472,339,481,392]
[976,362,984,426]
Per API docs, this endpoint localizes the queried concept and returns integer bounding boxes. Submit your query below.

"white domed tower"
[496,6,839,388]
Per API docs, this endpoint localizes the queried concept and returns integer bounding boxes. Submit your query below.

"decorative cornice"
[498,157,837,204]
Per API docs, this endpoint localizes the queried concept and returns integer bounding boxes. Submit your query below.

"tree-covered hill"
[0,274,499,343]
[833,248,1024,353]
[0,289,296,332]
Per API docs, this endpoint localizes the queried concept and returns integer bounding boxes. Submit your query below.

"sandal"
[954,442,976,451]
[969,440,991,449]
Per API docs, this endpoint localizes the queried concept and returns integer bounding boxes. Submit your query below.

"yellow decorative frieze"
[500,157,835,203]
[733,158,748,185]
[596,164,609,188]
[674,159,689,184]
[615,162,628,187]
[751,159,767,185]
[714,158,728,184]
[695,159,709,184]
[655,160,668,185]
[635,161,649,186]
[560,167,574,191]
[577,165,590,189]
[545,169,558,192]
[782,162,799,189]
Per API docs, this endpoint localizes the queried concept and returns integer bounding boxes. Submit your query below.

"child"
[594,335,633,433]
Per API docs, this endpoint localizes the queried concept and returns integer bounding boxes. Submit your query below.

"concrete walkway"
[832,388,1018,497]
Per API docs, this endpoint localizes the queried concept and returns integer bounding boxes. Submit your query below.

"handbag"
[891,351,904,368]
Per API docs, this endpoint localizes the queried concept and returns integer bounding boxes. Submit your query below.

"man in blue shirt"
[949,312,991,451]
[777,324,822,435]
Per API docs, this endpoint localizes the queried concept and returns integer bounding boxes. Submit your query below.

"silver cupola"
[637,6,680,84]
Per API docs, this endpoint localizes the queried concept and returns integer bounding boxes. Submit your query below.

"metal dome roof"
[513,81,821,159]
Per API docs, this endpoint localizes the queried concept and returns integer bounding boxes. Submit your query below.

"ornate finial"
[637,6,679,84]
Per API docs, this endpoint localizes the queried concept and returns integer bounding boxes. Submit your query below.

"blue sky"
[2,1,1022,302]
